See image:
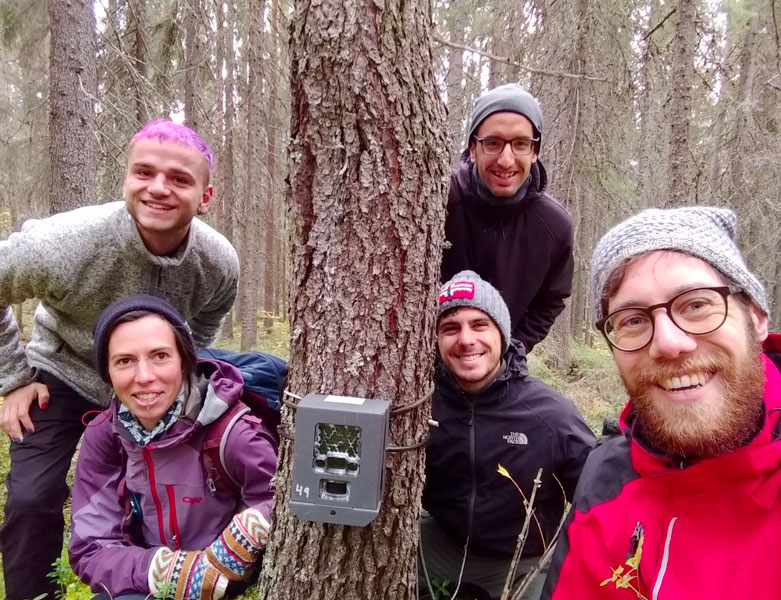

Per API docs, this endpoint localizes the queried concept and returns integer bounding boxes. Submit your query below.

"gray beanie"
[591,206,769,321]
[468,83,543,148]
[438,270,511,352]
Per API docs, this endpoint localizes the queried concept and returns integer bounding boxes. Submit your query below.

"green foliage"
[430,578,453,599]
[218,314,290,360]
[47,553,91,600]
[529,338,626,435]
[152,580,177,600]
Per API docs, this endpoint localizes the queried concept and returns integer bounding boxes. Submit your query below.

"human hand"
[204,508,270,580]
[148,548,228,600]
[0,381,49,443]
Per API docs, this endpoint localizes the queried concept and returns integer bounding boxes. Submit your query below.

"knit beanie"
[438,270,512,352]
[591,206,769,321]
[93,294,195,382]
[467,83,543,148]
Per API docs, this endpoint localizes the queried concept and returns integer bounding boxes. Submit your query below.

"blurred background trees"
[1,0,779,354]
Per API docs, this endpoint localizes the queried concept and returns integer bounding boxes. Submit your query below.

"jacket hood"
[435,339,529,399]
[110,357,244,447]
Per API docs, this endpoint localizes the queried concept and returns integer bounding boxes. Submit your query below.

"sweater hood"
[618,339,781,495]
[110,357,244,448]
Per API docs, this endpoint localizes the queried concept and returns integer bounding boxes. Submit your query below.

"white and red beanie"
[438,270,511,352]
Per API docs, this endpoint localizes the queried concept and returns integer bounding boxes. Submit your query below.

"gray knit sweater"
[0,202,239,404]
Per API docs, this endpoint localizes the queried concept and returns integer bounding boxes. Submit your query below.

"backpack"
[197,349,288,497]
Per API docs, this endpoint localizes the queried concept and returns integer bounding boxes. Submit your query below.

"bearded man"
[542,206,781,600]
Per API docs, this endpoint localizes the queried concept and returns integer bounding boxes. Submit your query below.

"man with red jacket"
[543,206,781,600]
[442,84,573,352]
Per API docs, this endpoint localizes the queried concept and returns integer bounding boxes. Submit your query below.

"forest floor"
[0,312,626,600]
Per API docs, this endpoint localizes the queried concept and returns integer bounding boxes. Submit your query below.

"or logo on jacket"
[502,431,528,446]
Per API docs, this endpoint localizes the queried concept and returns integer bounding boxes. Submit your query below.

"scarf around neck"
[117,382,188,447]
[472,162,532,207]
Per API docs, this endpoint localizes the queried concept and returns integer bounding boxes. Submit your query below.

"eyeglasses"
[473,136,539,156]
[596,286,743,352]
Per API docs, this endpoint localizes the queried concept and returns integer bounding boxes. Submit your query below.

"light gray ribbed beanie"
[591,206,769,321]
[467,83,543,149]
[438,270,511,352]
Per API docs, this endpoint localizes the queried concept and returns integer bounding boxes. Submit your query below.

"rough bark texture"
[48,0,96,213]
[256,0,448,597]
[666,0,696,205]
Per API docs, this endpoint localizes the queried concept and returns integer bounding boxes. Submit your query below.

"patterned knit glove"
[204,508,271,580]
[148,547,229,600]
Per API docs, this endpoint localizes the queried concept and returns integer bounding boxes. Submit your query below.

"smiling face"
[123,138,213,256]
[607,251,768,457]
[437,307,503,393]
[469,111,538,197]
[107,315,184,431]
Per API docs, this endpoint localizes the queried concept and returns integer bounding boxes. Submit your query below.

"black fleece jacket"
[442,157,574,351]
[423,342,595,559]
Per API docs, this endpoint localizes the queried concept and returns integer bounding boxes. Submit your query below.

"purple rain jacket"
[68,358,277,596]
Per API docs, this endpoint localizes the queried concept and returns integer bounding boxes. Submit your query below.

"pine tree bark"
[256,0,448,597]
[666,0,697,205]
[49,0,96,213]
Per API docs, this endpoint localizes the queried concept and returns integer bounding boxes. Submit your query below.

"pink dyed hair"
[130,119,214,179]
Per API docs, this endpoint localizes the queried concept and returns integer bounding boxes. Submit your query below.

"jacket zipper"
[143,447,168,547]
[467,401,477,537]
[651,516,677,600]
[166,485,181,550]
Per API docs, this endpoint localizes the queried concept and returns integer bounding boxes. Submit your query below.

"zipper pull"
[627,521,644,560]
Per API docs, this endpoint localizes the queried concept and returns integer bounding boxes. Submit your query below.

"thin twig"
[641,7,677,42]
[433,36,608,82]
[500,468,543,600]
[509,474,567,600]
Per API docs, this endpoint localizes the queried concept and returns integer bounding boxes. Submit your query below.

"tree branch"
[642,7,678,42]
[433,36,608,82]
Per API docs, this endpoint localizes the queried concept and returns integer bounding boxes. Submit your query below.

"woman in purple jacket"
[69,295,277,600]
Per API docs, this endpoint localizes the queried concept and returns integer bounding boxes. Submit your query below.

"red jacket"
[543,334,781,600]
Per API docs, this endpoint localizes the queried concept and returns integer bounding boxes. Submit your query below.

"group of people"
[0,82,778,600]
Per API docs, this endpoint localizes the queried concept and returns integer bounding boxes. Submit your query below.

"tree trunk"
[129,0,149,124]
[183,0,202,130]
[256,0,449,596]
[238,3,265,351]
[48,0,96,214]
[263,0,280,333]
[214,0,234,341]
[666,0,697,205]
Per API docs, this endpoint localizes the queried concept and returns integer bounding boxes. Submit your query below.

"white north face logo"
[503,432,528,446]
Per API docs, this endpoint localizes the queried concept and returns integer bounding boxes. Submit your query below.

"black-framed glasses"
[596,286,743,352]
[473,136,539,156]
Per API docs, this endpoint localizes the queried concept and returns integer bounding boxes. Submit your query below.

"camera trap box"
[290,393,390,526]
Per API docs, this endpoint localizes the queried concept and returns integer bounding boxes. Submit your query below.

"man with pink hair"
[0,119,239,600]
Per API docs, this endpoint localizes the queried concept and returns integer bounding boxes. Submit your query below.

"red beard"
[624,343,765,458]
